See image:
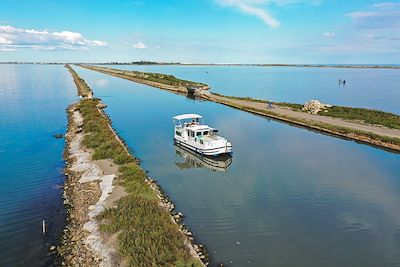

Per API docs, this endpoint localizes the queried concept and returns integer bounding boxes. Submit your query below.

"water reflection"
[185,92,204,101]
[174,144,232,172]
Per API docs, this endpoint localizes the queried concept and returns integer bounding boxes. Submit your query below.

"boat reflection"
[174,144,233,172]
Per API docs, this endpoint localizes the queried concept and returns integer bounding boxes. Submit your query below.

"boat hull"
[174,138,232,156]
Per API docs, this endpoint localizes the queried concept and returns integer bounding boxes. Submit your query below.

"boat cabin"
[172,113,232,156]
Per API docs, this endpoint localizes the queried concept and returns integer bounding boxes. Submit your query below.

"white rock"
[302,100,332,114]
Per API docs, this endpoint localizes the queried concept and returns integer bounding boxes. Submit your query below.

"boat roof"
[173,114,202,120]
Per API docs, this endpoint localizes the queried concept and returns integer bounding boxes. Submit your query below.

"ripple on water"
[0,65,76,266]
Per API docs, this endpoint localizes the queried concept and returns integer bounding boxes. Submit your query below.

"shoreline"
[77,64,210,93]
[197,91,400,151]
[200,91,400,152]
[81,64,400,153]
[59,65,207,266]
[97,63,400,70]
[2,62,400,70]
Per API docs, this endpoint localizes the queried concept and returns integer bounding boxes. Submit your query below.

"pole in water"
[42,220,46,234]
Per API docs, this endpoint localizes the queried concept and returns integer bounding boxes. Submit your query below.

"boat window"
[188,130,194,138]
[203,131,209,136]
[175,131,181,136]
[196,132,202,137]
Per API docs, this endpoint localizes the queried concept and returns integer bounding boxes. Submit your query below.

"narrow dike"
[78,64,210,94]
[78,64,400,153]
[198,92,400,152]
[58,64,206,266]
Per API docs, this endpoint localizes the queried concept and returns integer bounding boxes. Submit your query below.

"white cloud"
[132,42,146,49]
[0,25,107,51]
[373,2,400,8]
[323,32,335,38]
[90,40,108,46]
[346,2,400,29]
[346,11,378,20]
[216,0,280,28]
[0,36,12,44]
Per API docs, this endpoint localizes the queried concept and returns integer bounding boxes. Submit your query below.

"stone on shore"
[302,100,332,114]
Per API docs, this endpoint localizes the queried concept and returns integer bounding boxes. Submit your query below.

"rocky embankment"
[58,65,207,266]
[58,103,116,266]
[65,64,93,98]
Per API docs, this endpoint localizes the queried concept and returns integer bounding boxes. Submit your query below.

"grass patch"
[243,105,400,147]
[321,106,400,129]
[274,102,303,109]
[213,93,267,103]
[82,65,208,89]
[78,98,202,266]
[212,93,303,110]
[65,64,93,97]
[212,93,400,129]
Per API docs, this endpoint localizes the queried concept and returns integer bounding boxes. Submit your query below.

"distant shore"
[1,62,400,69]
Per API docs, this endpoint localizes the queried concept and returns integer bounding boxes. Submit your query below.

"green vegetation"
[242,105,400,147]
[321,106,400,130]
[123,70,207,87]
[83,65,208,88]
[212,93,268,103]
[78,99,202,267]
[212,93,302,109]
[213,93,400,129]
[65,64,93,97]
[274,102,303,109]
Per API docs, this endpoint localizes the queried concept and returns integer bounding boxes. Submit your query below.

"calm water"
[76,66,400,267]
[0,65,76,266]
[109,65,400,115]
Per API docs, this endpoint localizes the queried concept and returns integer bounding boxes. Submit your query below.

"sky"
[0,0,399,64]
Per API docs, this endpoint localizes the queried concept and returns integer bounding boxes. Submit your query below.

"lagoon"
[0,65,76,266]
[76,66,400,267]
[109,65,400,115]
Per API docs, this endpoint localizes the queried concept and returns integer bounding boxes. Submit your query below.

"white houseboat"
[173,114,232,156]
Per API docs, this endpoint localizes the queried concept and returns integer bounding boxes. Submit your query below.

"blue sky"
[0,0,399,63]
